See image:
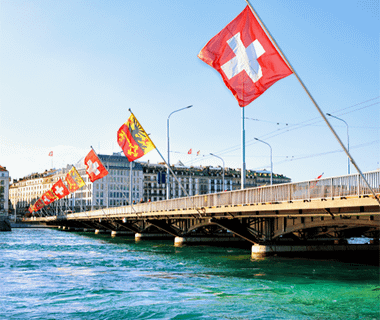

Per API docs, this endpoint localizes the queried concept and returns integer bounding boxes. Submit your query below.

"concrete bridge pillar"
[111,230,134,237]
[135,233,174,241]
[251,243,380,258]
[95,229,110,235]
[174,235,246,247]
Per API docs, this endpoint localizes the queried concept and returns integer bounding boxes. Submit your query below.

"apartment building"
[0,166,10,215]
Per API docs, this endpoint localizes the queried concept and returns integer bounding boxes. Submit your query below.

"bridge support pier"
[135,233,174,241]
[111,230,134,237]
[251,243,380,258]
[174,235,246,247]
[94,229,110,235]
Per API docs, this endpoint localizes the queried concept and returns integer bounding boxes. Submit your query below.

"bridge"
[31,170,380,256]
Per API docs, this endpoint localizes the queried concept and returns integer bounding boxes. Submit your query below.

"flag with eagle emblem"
[117,113,156,162]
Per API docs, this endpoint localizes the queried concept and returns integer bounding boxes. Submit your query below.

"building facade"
[140,161,290,202]
[0,166,10,215]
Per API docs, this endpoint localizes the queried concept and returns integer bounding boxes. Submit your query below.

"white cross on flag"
[84,149,109,183]
[51,179,70,199]
[198,6,292,107]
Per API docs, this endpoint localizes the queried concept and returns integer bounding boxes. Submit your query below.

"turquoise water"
[1,229,379,320]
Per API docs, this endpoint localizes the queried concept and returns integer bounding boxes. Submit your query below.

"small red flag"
[198,6,292,107]
[188,149,192,155]
[311,173,324,189]
[84,149,109,182]
[316,173,324,180]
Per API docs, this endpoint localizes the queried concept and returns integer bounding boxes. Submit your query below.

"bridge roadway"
[33,171,380,256]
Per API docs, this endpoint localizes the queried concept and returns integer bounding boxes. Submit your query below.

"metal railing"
[69,170,380,218]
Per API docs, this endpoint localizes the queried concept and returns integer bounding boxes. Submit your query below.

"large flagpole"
[241,107,246,189]
[245,0,379,204]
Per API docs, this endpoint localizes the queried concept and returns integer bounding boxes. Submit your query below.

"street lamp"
[326,113,350,174]
[210,153,225,191]
[167,105,193,199]
[254,138,273,185]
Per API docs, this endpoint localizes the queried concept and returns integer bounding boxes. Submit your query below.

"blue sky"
[1,0,379,183]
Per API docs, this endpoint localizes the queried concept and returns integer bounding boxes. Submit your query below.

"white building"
[0,166,10,215]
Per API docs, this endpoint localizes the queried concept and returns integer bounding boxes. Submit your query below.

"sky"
[1,0,379,183]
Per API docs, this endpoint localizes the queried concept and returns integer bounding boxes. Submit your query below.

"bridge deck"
[29,171,379,247]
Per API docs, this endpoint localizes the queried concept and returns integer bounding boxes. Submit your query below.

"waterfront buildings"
[141,161,290,202]
[0,166,10,215]
[8,153,290,218]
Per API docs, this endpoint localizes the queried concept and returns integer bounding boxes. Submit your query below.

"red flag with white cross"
[84,149,109,183]
[41,189,58,205]
[198,6,292,107]
[52,179,70,199]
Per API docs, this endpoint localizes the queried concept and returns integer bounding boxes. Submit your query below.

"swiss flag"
[198,6,292,107]
[41,189,57,205]
[84,149,109,183]
[52,179,70,199]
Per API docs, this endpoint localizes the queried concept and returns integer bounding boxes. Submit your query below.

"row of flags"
[29,150,109,213]
[187,149,201,156]
[31,111,156,214]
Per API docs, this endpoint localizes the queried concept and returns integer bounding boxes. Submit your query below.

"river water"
[1,228,379,320]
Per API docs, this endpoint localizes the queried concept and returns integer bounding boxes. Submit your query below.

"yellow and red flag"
[65,166,85,193]
[34,198,45,212]
[28,204,36,213]
[117,113,156,162]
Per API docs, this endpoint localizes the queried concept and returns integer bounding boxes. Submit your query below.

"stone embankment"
[0,216,11,231]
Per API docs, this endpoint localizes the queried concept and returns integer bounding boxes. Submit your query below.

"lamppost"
[167,105,193,200]
[210,153,225,191]
[254,138,273,185]
[326,113,350,174]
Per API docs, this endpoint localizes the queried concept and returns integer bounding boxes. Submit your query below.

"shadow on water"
[67,229,380,268]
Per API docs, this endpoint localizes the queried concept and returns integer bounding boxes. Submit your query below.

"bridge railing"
[70,170,379,218]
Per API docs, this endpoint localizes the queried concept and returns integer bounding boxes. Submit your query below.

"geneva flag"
[84,149,109,182]
[65,166,85,193]
[117,113,156,162]
[34,198,45,212]
[198,6,292,107]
